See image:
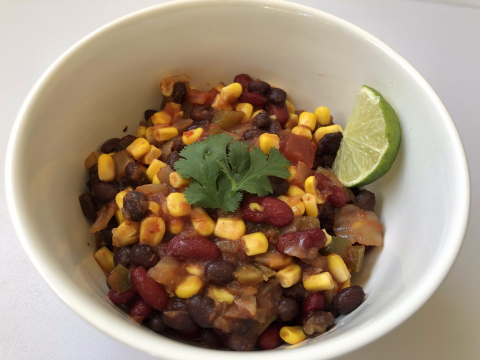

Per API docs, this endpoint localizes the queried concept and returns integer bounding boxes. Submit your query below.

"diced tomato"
[186,88,219,105]
[279,133,316,168]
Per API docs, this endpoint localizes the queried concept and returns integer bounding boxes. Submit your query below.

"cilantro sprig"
[174,134,291,212]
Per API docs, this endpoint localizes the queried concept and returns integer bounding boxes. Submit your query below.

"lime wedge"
[332,86,401,187]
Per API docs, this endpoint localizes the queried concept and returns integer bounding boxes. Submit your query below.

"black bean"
[123,191,149,222]
[268,176,289,196]
[113,247,131,267]
[318,202,335,235]
[129,244,159,269]
[167,151,181,169]
[91,182,119,203]
[350,187,361,196]
[276,297,299,322]
[162,311,195,330]
[117,178,129,191]
[190,105,214,122]
[252,112,271,129]
[334,286,365,314]
[172,82,187,104]
[302,311,335,335]
[230,318,256,334]
[86,165,100,189]
[186,295,216,328]
[267,120,282,135]
[167,297,188,311]
[144,109,157,121]
[89,164,99,177]
[125,162,149,188]
[205,260,236,286]
[101,138,121,153]
[354,190,376,212]
[171,137,185,153]
[228,333,256,351]
[79,193,97,221]
[200,329,223,349]
[118,135,137,150]
[146,312,167,333]
[317,132,343,154]
[266,88,287,107]
[313,153,336,169]
[98,218,116,249]
[283,283,306,302]
[248,80,271,96]
[243,129,266,140]
[185,121,208,132]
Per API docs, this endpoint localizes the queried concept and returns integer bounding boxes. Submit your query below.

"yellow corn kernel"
[304,175,325,204]
[166,192,191,217]
[303,272,335,291]
[94,247,115,273]
[152,175,160,184]
[278,195,305,217]
[169,172,190,188]
[168,217,184,234]
[214,82,225,92]
[189,85,197,90]
[276,264,302,288]
[323,229,332,247]
[241,232,269,256]
[327,253,351,283]
[236,103,254,123]
[252,110,265,119]
[285,113,299,130]
[287,166,296,182]
[139,216,166,247]
[97,154,115,182]
[127,138,151,160]
[220,83,243,102]
[112,221,140,247]
[286,100,295,114]
[298,112,317,131]
[186,264,203,277]
[175,276,203,298]
[136,126,147,139]
[211,94,233,111]
[182,127,204,145]
[153,126,179,142]
[341,278,351,290]
[146,159,167,182]
[115,209,125,224]
[146,127,155,144]
[255,252,293,270]
[302,194,318,217]
[314,124,343,143]
[214,217,246,241]
[259,133,280,154]
[287,185,305,197]
[190,207,216,237]
[140,145,162,165]
[314,106,331,126]
[211,286,234,304]
[147,201,162,216]
[280,326,307,345]
[291,126,313,140]
[168,102,182,112]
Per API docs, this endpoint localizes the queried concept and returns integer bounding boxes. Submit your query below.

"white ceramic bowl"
[5,0,470,358]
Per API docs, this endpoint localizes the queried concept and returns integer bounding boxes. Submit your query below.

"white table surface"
[1,0,479,358]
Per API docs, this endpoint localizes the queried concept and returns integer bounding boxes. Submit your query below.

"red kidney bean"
[297,292,326,324]
[118,135,137,150]
[205,260,236,285]
[233,74,253,91]
[334,286,365,314]
[79,193,97,221]
[130,298,153,320]
[186,295,217,328]
[257,322,284,350]
[302,311,334,335]
[162,311,195,330]
[243,196,294,228]
[266,88,287,107]
[101,138,121,153]
[130,266,169,311]
[248,80,271,96]
[238,92,266,108]
[108,286,138,305]
[165,234,221,261]
[315,174,347,208]
[276,228,326,259]
[276,297,299,322]
[91,182,119,203]
[169,323,200,340]
[144,109,157,121]
[146,312,167,333]
[267,103,289,125]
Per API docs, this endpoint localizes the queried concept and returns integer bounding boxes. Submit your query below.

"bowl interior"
[7,1,469,359]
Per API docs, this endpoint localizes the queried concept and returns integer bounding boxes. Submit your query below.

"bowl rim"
[5,0,470,358]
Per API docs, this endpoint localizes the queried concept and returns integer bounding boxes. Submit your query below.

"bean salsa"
[79,73,383,351]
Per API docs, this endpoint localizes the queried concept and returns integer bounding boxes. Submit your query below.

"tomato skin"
[279,133,316,168]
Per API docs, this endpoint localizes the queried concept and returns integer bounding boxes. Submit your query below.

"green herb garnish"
[174,134,290,212]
